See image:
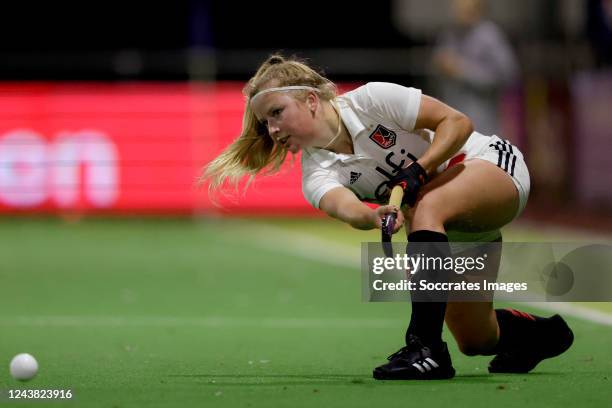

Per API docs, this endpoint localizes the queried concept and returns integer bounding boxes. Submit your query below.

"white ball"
[9,353,38,381]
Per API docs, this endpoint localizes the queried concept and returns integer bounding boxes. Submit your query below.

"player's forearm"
[333,202,377,230]
[417,114,473,175]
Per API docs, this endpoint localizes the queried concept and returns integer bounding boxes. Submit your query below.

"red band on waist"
[447,153,466,169]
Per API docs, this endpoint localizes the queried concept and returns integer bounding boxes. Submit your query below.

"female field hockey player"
[202,55,574,380]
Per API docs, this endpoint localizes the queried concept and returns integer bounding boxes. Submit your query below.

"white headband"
[250,86,320,104]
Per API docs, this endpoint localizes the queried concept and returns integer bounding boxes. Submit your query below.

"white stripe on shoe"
[425,357,439,368]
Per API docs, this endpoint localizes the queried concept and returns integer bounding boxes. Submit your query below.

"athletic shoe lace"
[387,346,413,361]
[387,336,426,361]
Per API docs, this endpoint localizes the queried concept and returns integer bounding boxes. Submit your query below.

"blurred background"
[0,0,611,230]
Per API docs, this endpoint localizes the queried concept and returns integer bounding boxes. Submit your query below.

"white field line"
[232,222,362,269]
[0,315,403,329]
[240,221,612,327]
[523,302,612,326]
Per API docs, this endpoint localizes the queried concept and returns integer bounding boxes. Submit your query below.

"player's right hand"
[374,205,404,234]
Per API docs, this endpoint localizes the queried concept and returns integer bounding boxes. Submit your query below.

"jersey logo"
[349,171,362,185]
[369,125,396,149]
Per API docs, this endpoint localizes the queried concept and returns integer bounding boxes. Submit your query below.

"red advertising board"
[0,82,357,215]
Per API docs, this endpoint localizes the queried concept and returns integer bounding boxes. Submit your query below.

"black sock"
[487,308,547,354]
[405,230,450,347]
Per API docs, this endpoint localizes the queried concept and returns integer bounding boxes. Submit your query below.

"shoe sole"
[373,367,456,380]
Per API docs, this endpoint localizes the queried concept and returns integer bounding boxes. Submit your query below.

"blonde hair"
[200,54,337,195]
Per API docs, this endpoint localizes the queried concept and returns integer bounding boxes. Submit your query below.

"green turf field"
[1,217,611,407]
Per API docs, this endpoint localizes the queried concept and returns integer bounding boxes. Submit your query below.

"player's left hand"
[388,162,429,207]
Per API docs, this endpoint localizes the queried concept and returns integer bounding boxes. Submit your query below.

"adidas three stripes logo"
[412,357,440,373]
[489,140,517,177]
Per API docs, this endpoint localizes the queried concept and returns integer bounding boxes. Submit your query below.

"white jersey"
[301,82,493,208]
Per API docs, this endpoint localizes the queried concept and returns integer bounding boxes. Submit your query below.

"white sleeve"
[359,82,422,131]
[301,160,343,209]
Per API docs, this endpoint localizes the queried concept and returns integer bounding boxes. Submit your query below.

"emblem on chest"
[369,124,396,149]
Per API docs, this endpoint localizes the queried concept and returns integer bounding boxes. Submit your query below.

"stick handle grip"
[388,185,405,208]
[381,185,405,257]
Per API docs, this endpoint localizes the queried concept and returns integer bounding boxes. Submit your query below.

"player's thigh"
[407,159,519,232]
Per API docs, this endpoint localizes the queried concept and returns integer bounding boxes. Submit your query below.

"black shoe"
[373,335,455,380]
[488,314,574,373]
